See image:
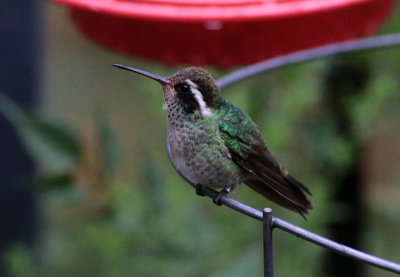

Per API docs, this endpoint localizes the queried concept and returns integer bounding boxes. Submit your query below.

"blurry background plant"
[0,95,118,217]
[0,2,399,277]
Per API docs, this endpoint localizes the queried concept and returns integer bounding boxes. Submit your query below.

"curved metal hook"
[217,34,400,89]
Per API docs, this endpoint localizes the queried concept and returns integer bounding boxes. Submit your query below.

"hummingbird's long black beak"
[113,64,170,85]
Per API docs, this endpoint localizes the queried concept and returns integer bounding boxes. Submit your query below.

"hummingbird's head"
[113,64,222,115]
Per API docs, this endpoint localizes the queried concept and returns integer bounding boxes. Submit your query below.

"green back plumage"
[216,99,263,157]
[215,97,312,216]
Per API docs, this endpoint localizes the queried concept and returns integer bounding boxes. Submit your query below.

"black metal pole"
[263,208,274,277]
[322,56,369,277]
[0,1,40,275]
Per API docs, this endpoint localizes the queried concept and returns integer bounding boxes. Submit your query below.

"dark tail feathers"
[245,174,312,218]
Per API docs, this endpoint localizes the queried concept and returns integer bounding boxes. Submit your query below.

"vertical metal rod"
[263,208,274,277]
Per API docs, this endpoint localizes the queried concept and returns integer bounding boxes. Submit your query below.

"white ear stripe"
[185,79,212,116]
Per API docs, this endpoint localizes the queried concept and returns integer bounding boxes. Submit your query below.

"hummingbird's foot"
[213,187,231,206]
[195,184,206,197]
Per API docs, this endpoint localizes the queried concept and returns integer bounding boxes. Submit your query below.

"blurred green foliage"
[1,3,400,277]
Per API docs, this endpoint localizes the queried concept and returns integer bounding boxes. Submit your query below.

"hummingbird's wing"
[217,102,312,216]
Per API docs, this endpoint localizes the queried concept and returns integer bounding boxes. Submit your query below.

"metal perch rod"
[167,137,400,275]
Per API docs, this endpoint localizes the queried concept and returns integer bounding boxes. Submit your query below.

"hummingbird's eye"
[175,83,191,94]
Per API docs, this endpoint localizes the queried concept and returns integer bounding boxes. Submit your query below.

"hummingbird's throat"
[162,85,175,110]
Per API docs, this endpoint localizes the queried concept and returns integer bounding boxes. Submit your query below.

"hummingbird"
[113,64,312,216]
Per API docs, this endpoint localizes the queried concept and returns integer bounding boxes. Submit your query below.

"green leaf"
[0,94,81,171]
[140,151,166,216]
[35,172,74,191]
[4,244,36,277]
[94,109,119,178]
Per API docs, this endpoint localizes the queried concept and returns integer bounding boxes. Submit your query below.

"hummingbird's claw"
[195,184,206,197]
[213,187,230,206]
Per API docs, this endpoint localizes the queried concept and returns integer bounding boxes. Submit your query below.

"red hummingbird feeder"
[49,0,394,68]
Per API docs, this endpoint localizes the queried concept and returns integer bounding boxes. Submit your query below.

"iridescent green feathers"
[216,100,312,216]
[217,101,256,154]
